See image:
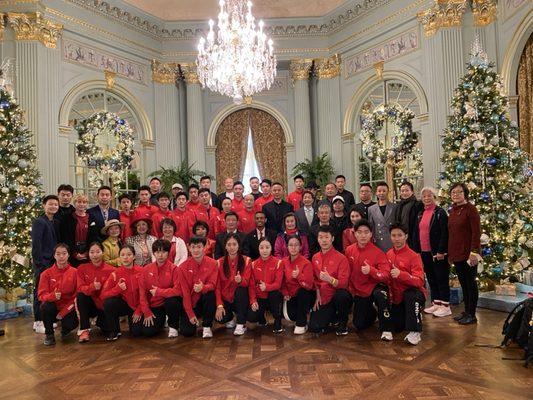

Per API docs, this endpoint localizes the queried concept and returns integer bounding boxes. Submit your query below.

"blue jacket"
[31,215,59,268]
[87,205,120,243]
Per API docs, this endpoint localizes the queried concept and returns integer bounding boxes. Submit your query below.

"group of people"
[31,174,481,347]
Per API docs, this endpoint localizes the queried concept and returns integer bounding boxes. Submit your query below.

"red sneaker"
[79,330,90,343]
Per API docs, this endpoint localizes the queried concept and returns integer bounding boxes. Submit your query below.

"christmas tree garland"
[76,112,135,186]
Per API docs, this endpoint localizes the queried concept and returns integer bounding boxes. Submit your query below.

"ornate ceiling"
[123,0,347,21]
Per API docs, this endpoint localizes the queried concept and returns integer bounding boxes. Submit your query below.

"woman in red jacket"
[387,224,427,346]
[76,242,115,343]
[248,238,284,333]
[215,233,252,336]
[38,243,78,346]
[342,208,363,251]
[281,235,315,334]
[102,245,144,341]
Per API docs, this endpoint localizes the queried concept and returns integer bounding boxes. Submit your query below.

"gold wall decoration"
[151,59,179,84]
[0,13,4,42]
[314,54,341,80]
[374,61,385,80]
[289,59,313,82]
[7,12,63,48]
[180,63,200,85]
[104,69,116,90]
[472,0,497,26]
[417,0,467,37]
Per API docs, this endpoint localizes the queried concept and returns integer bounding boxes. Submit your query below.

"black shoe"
[453,312,467,321]
[458,315,477,325]
[106,332,120,341]
[44,334,56,346]
[0,329,5,336]
[336,326,348,336]
[273,320,284,333]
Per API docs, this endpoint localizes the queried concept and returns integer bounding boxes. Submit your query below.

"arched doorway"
[517,32,533,155]
[215,108,287,192]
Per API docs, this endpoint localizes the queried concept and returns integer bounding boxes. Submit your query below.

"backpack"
[500,298,533,367]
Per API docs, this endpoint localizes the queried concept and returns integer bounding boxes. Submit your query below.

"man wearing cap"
[287,175,305,211]
[170,183,184,211]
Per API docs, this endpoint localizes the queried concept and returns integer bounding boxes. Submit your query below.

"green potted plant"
[291,153,335,188]
[150,161,208,193]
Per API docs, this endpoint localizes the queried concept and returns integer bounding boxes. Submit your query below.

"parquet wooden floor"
[0,307,531,400]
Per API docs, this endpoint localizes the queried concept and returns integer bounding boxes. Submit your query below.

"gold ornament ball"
[518,236,527,245]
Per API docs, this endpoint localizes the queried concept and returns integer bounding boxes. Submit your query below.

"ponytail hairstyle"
[222,233,245,278]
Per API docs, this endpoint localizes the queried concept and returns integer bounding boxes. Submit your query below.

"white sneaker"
[294,325,307,335]
[168,327,178,338]
[433,305,452,317]
[225,319,236,329]
[233,324,247,336]
[202,327,213,338]
[381,331,393,341]
[424,304,439,314]
[33,321,45,334]
[405,331,421,345]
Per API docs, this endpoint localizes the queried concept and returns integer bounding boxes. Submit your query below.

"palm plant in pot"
[150,161,208,193]
[291,153,334,196]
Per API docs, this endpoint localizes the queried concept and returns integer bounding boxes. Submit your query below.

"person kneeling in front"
[178,236,218,338]
[138,239,182,338]
[101,245,144,341]
[38,244,79,346]
[308,225,351,336]
[346,220,393,341]
[387,223,427,345]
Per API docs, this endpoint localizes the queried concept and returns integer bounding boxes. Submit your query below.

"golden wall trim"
[314,54,341,80]
[7,12,63,48]
[417,0,467,37]
[180,63,199,85]
[104,69,116,89]
[289,59,313,82]
[0,13,4,42]
[151,59,179,84]
[472,0,497,26]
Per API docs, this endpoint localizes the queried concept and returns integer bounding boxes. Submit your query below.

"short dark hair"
[54,243,70,254]
[200,176,211,182]
[249,176,259,182]
[272,182,283,188]
[354,219,372,231]
[152,239,171,253]
[450,182,469,200]
[188,183,199,191]
[97,185,112,194]
[149,177,161,184]
[293,174,304,181]
[189,235,207,246]
[157,192,171,200]
[317,225,334,236]
[42,194,59,204]
[261,179,272,186]
[198,187,211,195]
[119,244,136,255]
[389,223,408,234]
[254,211,266,217]
[302,190,315,199]
[138,185,151,193]
[335,175,346,181]
[118,193,132,202]
[286,234,302,245]
[225,211,239,221]
[160,217,176,233]
[57,184,74,194]
[375,181,389,189]
[175,191,188,200]
[88,241,104,252]
[360,183,372,190]
[233,181,244,188]
[192,220,210,235]
[400,181,414,192]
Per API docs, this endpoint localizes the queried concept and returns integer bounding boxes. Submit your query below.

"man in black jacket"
[55,184,75,221]
[353,183,375,220]
[200,175,221,210]
[394,181,423,249]
[87,186,120,243]
[262,182,293,233]
[335,175,355,209]
[214,212,246,259]
[308,203,342,255]
[242,211,277,260]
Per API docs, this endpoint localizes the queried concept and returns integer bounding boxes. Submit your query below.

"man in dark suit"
[262,182,293,233]
[242,211,277,260]
[87,185,120,243]
[55,184,75,221]
[294,190,318,236]
[31,195,60,332]
[214,212,246,259]
[200,175,221,210]
[308,203,342,256]
[353,183,376,220]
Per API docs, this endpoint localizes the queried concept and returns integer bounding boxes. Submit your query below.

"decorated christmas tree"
[0,61,43,290]
[439,37,533,282]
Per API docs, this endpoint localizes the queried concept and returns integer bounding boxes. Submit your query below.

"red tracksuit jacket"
[101,265,144,315]
[215,256,252,305]
[120,211,134,240]
[237,209,256,233]
[346,241,390,298]
[386,245,427,304]
[281,254,314,297]
[312,248,350,305]
[194,206,220,239]
[151,209,179,238]
[77,262,115,309]
[249,256,283,304]
[138,260,181,317]
[173,208,195,242]
[178,256,219,320]
[38,264,77,318]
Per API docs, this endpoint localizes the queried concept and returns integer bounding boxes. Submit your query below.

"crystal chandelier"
[197,0,277,104]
